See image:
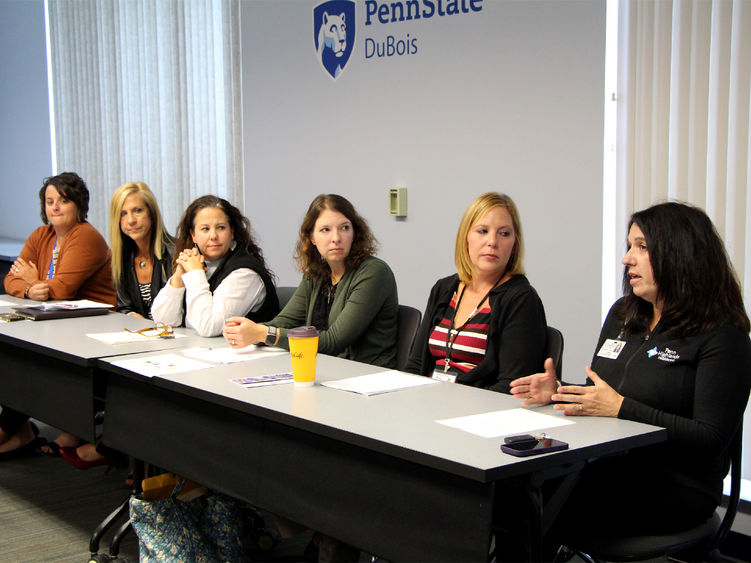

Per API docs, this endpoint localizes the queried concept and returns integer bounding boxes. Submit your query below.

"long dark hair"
[174,195,272,277]
[615,201,749,336]
[295,194,377,281]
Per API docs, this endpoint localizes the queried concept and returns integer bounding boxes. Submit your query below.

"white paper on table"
[87,331,188,345]
[436,408,574,438]
[0,298,17,307]
[321,371,438,396]
[181,345,286,364]
[21,299,113,310]
[109,353,213,378]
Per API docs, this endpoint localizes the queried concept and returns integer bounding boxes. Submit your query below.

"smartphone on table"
[500,434,568,457]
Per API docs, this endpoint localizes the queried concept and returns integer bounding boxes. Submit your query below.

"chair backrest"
[544,326,564,378]
[713,424,743,551]
[396,305,422,371]
[275,286,297,310]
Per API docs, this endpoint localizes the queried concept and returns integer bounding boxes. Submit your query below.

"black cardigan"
[405,274,547,393]
[116,243,174,317]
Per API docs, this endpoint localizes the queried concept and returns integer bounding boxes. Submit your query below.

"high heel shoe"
[59,446,118,473]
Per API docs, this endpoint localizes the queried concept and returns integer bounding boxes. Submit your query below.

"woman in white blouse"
[151,195,278,336]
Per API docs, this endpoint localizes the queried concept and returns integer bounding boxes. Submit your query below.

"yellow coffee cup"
[288,326,319,387]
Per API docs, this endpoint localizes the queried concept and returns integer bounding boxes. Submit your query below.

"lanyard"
[442,275,503,373]
[47,238,58,280]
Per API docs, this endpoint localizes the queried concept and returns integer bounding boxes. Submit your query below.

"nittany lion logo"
[313,1,355,80]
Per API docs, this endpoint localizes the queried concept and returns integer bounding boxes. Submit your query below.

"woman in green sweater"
[223,193,398,369]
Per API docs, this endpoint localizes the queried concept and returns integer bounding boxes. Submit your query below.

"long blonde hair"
[109,182,171,284]
[454,192,525,285]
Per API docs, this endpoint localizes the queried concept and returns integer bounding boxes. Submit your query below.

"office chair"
[556,426,743,562]
[275,286,297,310]
[545,326,564,378]
[395,304,422,371]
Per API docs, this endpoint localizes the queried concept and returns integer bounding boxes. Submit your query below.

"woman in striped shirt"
[405,192,547,393]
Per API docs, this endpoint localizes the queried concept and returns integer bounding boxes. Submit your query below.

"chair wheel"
[253,529,278,552]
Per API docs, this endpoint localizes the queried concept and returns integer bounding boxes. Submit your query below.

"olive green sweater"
[270,257,398,368]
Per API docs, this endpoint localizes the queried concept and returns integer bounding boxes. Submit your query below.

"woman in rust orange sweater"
[1,172,115,459]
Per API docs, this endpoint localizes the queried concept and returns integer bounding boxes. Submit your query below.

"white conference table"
[99,349,667,562]
[0,295,218,440]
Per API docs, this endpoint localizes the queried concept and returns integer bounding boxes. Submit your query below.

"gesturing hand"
[552,366,624,417]
[510,357,558,405]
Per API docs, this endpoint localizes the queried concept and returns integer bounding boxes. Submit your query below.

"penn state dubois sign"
[314,1,356,80]
[313,0,484,80]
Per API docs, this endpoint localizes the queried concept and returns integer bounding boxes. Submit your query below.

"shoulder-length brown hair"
[454,192,525,285]
[174,195,271,275]
[295,194,377,280]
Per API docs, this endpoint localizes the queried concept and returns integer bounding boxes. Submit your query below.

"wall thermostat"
[389,187,407,217]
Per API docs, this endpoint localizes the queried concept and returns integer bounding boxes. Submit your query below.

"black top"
[205,244,279,323]
[116,243,173,318]
[591,299,751,508]
[405,274,547,393]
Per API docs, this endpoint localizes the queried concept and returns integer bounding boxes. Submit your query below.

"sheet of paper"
[0,298,17,307]
[87,331,188,345]
[321,371,438,396]
[181,345,287,364]
[436,408,574,439]
[230,372,293,388]
[22,299,112,310]
[109,353,212,378]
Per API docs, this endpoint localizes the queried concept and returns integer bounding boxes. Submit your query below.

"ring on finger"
[578,403,583,412]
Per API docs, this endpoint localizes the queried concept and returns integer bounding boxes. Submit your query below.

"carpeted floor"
[0,427,137,562]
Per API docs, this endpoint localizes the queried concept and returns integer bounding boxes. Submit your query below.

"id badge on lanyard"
[597,338,626,359]
[432,370,457,383]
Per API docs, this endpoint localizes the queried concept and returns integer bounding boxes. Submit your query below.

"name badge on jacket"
[432,370,457,383]
[597,338,626,359]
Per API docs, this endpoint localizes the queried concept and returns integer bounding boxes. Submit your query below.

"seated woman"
[222,193,399,369]
[0,172,116,459]
[511,201,751,538]
[110,182,174,318]
[222,193,398,563]
[404,192,547,392]
[151,195,278,336]
[61,182,175,470]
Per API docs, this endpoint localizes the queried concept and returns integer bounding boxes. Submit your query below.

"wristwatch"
[265,326,279,346]
[23,285,31,299]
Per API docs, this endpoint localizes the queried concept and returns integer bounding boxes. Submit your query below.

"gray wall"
[242,0,606,380]
[0,0,606,380]
[0,0,52,240]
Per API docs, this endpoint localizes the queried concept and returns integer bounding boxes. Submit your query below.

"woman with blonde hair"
[109,182,173,318]
[58,182,174,470]
[405,192,547,392]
